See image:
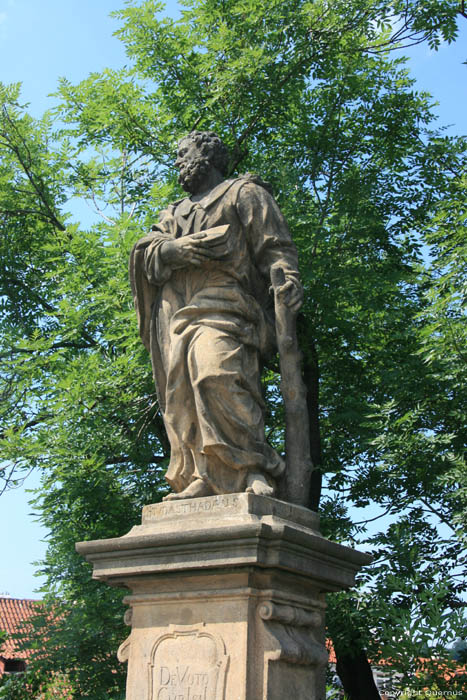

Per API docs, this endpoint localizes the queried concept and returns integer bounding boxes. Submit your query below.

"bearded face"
[177,153,212,194]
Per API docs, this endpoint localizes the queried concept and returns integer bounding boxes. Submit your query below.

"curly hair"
[178,131,230,176]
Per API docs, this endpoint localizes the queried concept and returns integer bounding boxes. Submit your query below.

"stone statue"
[130,131,305,502]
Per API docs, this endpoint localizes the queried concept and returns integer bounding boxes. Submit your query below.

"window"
[4,659,26,673]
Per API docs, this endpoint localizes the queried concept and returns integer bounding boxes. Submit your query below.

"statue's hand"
[275,278,303,313]
[160,232,229,268]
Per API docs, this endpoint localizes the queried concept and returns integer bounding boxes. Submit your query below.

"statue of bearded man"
[130,131,303,501]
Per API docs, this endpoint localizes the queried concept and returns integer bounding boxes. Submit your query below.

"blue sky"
[0,1,466,599]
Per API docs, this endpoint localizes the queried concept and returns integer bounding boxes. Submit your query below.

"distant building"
[0,596,41,675]
[2,596,464,697]
[327,640,466,698]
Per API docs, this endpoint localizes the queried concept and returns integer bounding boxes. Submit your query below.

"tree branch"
[3,277,58,314]
[0,413,53,441]
[1,106,66,232]
[0,340,97,359]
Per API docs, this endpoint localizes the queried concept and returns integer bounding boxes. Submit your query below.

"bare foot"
[163,478,213,501]
[245,472,275,497]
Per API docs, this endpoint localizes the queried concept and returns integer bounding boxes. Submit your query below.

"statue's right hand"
[160,233,225,268]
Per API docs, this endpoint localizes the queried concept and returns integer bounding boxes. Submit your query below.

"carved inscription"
[144,494,240,521]
[156,665,208,699]
[148,625,229,700]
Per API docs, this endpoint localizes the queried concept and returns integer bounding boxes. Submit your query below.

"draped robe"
[130,176,301,495]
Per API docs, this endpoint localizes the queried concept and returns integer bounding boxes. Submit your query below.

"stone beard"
[130,144,302,499]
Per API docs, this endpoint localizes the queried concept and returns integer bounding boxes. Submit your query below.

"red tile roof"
[326,638,466,683]
[326,638,337,664]
[0,596,42,660]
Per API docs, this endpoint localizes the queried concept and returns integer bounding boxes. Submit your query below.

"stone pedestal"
[76,493,370,700]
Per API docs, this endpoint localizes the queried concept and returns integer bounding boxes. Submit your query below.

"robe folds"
[130,175,301,495]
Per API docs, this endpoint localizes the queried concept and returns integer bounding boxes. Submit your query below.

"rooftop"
[0,596,42,660]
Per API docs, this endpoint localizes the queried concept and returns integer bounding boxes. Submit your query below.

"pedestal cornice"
[76,493,370,592]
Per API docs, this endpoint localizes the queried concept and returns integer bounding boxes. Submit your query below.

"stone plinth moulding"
[76,493,370,700]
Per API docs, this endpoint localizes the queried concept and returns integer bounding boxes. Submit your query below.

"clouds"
[0,0,17,31]
[0,11,7,41]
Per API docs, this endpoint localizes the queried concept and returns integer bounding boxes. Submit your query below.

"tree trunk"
[302,339,322,511]
[299,320,381,700]
[336,649,382,700]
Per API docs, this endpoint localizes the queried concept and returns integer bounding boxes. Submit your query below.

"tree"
[0,1,466,698]
[0,80,169,698]
[353,143,467,695]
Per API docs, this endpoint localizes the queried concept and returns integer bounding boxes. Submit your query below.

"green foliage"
[1,0,466,697]
[0,670,73,700]
[0,75,170,698]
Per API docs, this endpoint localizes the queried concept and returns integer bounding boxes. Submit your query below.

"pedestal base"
[76,493,370,700]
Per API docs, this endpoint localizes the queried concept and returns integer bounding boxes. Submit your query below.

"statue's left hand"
[275,278,303,313]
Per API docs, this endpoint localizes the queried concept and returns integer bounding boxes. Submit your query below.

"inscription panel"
[148,624,229,700]
[140,492,320,533]
[143,494,240,523]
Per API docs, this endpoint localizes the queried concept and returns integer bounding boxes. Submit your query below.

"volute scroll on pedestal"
[117,608,133,664]
[258,601,328,667]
